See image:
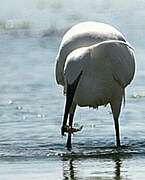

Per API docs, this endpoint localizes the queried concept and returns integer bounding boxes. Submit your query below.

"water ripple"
[1,142,145,161]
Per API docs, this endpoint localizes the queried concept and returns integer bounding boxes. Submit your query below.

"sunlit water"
[0,0,145,179]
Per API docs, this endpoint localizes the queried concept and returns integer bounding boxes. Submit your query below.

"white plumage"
[55,21,135,150]
[64,40,135,108]
[56,21,126,86]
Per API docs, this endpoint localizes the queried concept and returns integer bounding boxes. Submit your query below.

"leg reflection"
[114,158,122,180]
[63,158,78,180]
[62,157,124,180]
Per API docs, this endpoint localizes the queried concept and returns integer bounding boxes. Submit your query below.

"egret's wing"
[92,41,135,88]
[64,47,90,86]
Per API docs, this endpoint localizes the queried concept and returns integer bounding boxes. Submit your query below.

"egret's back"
[56,21,126,86]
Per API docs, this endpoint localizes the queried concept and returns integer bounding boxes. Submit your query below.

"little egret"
[55,21,135,150]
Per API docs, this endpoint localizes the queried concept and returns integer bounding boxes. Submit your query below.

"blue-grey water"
[0,0,145,179]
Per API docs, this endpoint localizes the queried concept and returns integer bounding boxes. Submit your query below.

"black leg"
[114,118,121,147]
[61,72,82,136]
[110,89,123,147]
[61,89,74,135]
[66,105,76,151]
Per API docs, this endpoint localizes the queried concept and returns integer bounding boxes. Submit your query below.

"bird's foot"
[61,125,83,135]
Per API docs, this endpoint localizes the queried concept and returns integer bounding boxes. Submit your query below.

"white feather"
[64,47,89,84]
[90,40,135,88]
[56,21,126,86]
[55,21,135,109]
[63,40,135,108]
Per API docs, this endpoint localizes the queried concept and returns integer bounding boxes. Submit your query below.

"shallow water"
[1,0,145,179]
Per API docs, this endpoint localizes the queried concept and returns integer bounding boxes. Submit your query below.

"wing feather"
[91,41,135,88]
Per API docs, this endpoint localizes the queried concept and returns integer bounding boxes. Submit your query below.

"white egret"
[55,21,135,150]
